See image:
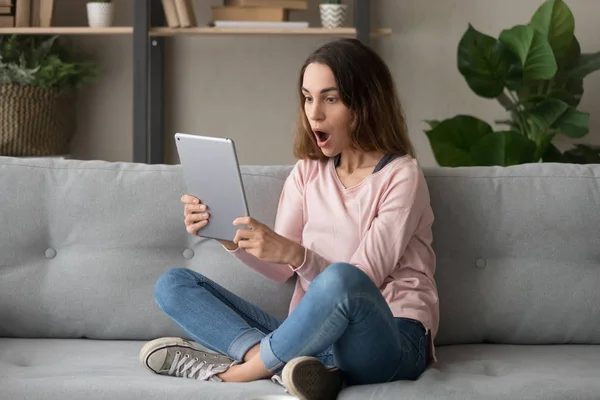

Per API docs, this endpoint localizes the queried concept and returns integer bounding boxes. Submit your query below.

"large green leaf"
[564,52,600,80]
[542,143,568,162]
[425,115,493,166]
[425,120,441,130]
[526,98,569,134]
[505,63,524,90]
[550,77,584,107]
[457,25,516,98]
[529,0,575,59]
[470,131,538,166]
[552,37,584,107]
[547,89,580,107]
[557,35,581,74]
[563,144,600,164]
[499,25,557,80]
[553,107,589,138]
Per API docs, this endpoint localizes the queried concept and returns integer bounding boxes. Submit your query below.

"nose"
[306,100,325,122]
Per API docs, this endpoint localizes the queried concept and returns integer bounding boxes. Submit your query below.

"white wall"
[59,0,600,167]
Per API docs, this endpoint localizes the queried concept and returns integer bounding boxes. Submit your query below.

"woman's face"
[302,62,353,158]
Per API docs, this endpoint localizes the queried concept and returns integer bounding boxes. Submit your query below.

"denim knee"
[154,267,198,313]
[310,262,371,299]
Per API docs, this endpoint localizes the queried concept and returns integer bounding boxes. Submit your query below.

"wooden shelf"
[0,26,391,37]
[149,27,392,37]
[0,27,133,35]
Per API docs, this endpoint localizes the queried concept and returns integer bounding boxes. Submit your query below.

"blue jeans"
[154,262,428,385]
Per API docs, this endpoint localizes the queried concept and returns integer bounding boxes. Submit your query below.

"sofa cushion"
[425,163,600,345]
[344,343,600,400]
[1,338,598,400]
[0,157,295,340]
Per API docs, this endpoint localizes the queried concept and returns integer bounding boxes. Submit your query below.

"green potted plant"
[0,35,100,157]
[87,0,114,28]
[425,0,600,166]
[320,0,347,29]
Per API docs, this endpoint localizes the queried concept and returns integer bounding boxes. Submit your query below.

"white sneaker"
[140,337,236,382]
[281,357,343,400]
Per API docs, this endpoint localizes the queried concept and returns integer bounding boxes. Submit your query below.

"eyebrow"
[301,86,338,94]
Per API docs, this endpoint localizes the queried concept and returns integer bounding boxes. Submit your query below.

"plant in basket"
[0,35,100,157]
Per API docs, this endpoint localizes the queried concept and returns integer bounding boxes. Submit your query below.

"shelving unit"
[0,0,388,164]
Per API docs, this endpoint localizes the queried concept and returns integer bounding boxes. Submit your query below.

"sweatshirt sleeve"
[293,165,427,288]
[348,168,427,288]
[223,161,307,283]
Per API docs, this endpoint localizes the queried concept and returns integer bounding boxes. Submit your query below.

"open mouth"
[314,130,330,143]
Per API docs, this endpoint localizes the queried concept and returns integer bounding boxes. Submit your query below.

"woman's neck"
[337,149,384,174]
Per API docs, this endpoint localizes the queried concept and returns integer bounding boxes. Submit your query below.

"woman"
[140,38,438,400]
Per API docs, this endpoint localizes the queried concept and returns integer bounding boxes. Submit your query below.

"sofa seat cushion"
[1,339,599,400]
[343,344,600,400]
[0,338,285,400]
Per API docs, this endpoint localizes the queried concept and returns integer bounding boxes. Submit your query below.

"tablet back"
[174,133,249,242]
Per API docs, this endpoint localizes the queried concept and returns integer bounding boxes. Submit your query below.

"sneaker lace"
[271,374,289,393]
[168,351,229,380]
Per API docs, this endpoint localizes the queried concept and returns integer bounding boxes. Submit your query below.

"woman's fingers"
[233,216,261,229]
[184,203,207,216]
[181,194,200,204]
[233,228,254,243]
[187,220,208,235]
[185,212,209,224]
[182,195,210,236]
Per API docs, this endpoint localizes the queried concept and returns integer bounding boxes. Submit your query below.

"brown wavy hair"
[293,38,414,161]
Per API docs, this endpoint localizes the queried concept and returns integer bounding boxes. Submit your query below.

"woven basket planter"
[0,84,76,157]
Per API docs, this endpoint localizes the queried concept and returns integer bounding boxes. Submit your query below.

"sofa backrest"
[1,157,599,345]
[427,163,600,345]
[0,157,296,341]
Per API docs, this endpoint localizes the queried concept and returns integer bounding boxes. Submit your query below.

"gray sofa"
[1,155,599,400]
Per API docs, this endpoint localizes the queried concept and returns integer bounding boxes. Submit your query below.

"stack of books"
[0,0,14,27]
[0,0,54,27]
[161,0,197,28]
[211,0,309,28]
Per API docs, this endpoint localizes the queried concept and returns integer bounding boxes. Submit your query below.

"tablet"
[174,133,249,242]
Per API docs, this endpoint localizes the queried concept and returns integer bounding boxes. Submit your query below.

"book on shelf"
[38,0,53,27]
[161,0,179,28]
[0,14,14,26]
[174,0,196,27]
[211,6,287,22]
[15,0,30,27]
[224,0,307,10]
[30,0,39,26]
[9,0,52,27]
[0,0,11,20]
[210,20,309,28]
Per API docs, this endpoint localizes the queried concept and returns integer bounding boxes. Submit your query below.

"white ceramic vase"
[87,2,114,27]
[319,4,348,29]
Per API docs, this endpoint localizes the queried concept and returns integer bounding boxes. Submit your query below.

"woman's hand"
[233,217,305,266]
[181,194,237,250]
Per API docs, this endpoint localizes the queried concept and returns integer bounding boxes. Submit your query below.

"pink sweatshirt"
[227,155,439,359]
